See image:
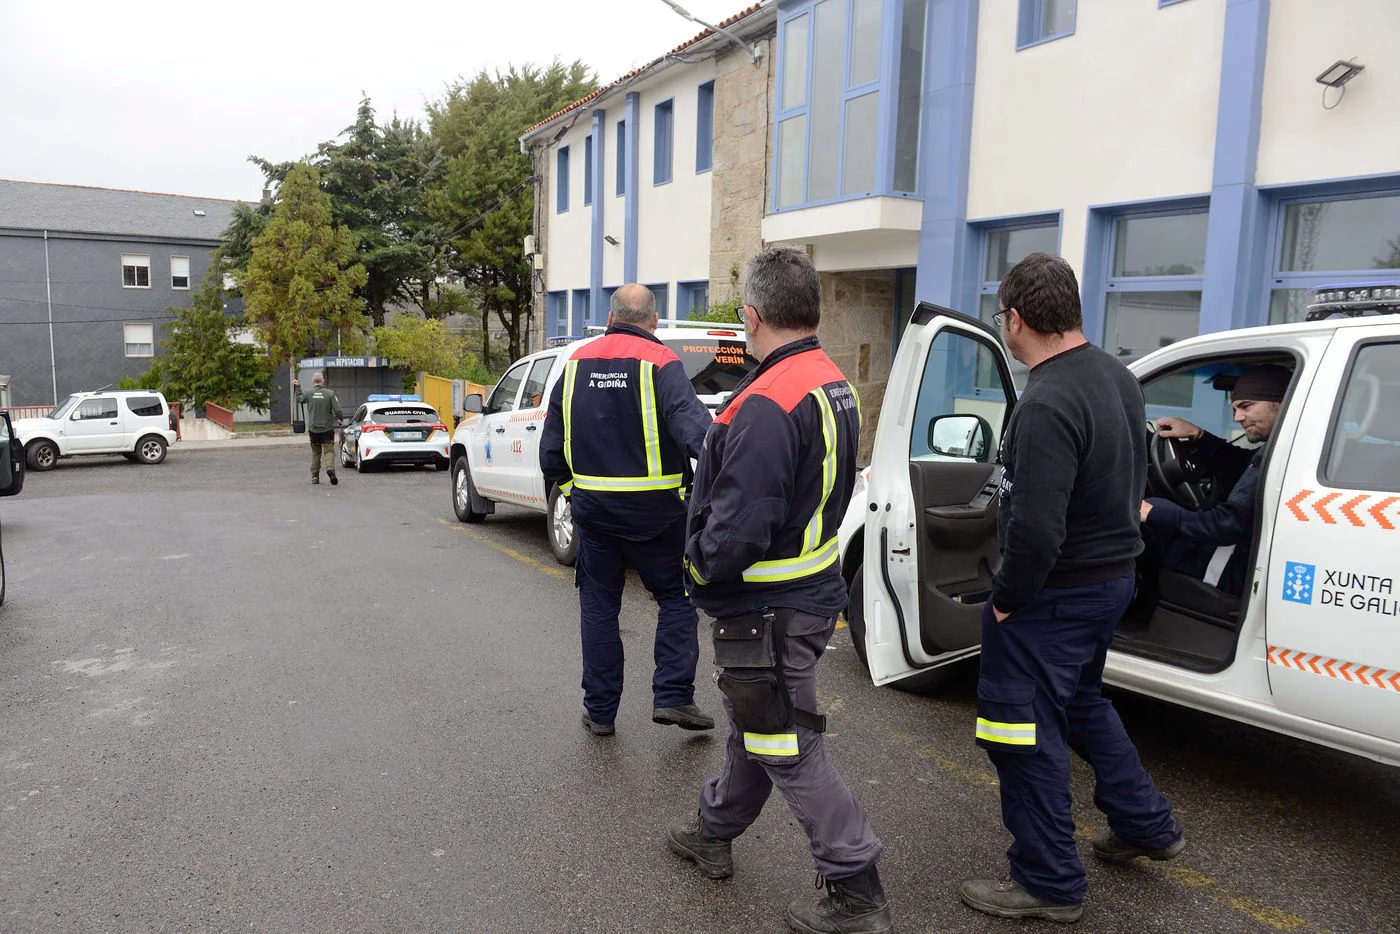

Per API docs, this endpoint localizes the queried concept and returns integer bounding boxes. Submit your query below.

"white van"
[448,321,754,564]
[840,295,1400,766]
[14,391,177,470]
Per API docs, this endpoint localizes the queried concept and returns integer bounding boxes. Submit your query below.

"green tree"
[144,277,274,411]
[429,61,596,363]
[690,264,742,323]
[373,315,476,377]
[243,163,369,364]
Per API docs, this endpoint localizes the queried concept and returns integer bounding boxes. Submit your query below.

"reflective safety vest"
[683,337,861,619]
[540,324,712,541]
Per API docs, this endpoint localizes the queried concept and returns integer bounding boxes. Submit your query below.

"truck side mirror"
[927,413,994,463]
[463,393,484,415]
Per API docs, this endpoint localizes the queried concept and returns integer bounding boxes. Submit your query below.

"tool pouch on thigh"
[712,609,825,741]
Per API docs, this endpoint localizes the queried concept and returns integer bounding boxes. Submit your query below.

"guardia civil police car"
[838,283,1400,766]
[339,395,451,473]
[449,320,755,565]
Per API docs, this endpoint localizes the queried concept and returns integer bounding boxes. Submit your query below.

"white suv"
[448,321,754,564]
[14,391,178,471]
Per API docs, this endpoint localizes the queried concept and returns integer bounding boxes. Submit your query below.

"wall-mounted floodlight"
[658,0,762,64]
[1316,58,1365,110]
[604,235,620,246]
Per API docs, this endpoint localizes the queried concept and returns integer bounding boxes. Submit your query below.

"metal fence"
[0,406,51,420]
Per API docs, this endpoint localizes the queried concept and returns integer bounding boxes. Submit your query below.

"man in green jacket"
[292,372,343,486]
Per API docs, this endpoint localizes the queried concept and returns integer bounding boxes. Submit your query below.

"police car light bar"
[1306,282,1400,321]
[366,394,422,402]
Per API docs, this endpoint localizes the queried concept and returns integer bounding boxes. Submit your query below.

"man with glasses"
[666,248,890,934]
[962,252,1183,923]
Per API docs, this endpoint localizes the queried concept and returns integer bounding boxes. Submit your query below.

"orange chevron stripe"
[1269,646,1399,693]
[1286,490,1313,522]
[1313,492,1341,524]
[1371,496,1399,531]
[1340,495,1369,527]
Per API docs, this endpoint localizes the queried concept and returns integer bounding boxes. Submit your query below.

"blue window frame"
[696,82,715,173]
[571,288,592,331]
[1099,207,1208,365]
[1159,0,1190,6]
[678,280,710,319]
[547,291,568,337]
[654,100,674,186]
[972,215,1061,388]
[1263,187,1400,325]
[583,135,593,207]
[647,283,670,318]
[1017,0,1076,50]
[556,146,570,213]
[615,120,627,196]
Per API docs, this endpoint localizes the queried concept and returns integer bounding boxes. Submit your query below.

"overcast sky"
[0,0,747,202]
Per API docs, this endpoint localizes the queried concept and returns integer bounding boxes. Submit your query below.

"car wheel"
[845,562,966,696]
[435,457,450,472]
[26,440,58,471]
[341,443,354,468]
[452,455,488,523]
[136,435,167,465]
[356,450,371,474]
[547,484,577,566]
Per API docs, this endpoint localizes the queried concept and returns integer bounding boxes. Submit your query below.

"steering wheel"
[1147,423,1213,510]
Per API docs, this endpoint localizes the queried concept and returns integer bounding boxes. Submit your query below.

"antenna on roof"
[658,0,762,65]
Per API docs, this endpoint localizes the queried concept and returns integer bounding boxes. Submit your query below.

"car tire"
[26,440,58,471]
[135,435,167,465]
[452,455,488,524]
[845,562,966,696]
[547,484,578,566]
[356,450,372,474]
[435,457,450,472]
[341,444,354,468]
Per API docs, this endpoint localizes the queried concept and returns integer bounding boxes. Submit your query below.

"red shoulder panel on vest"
[716,350,846,425]
[574,333,679,367]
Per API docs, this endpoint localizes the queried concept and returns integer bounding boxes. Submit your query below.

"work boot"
[311,475,320,485]
[959,879,1082,924]
[1092,831,1186,864]
[653,703,715,731]
[580,711,615,736]
[666,811,733,879]
[786,866,892,934]
[328,469,339,486]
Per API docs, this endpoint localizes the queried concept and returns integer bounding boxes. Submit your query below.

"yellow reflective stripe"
[741,537,840,583]
[803,388,838,554]
[743,732,799,757]
[572,472,683,492]
[975,718,1037,746]
[562,360,579,471]
[639,360,662,478]
[559,480,574,495]
[685,558,709,586]
[852,385,862,434]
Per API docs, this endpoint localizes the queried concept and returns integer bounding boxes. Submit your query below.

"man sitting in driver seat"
[1139,364,1291,596]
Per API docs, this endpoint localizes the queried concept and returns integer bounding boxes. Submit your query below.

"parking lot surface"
[1,445,1397,932]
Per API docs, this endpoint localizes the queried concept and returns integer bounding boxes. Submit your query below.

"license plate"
[390,431,423,441]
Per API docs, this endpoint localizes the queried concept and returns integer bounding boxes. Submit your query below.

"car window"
[663,337,757,396]
[520,357,555,411]
[1324,341,1400,492]
[909,330,1011,460]
[370,406,438,424]
[74,397,119,421]
[48,395,78,419]
[1141,360,1288,443]
[0,414,10,441]
[125,395,163,417]
[486,362,529,415]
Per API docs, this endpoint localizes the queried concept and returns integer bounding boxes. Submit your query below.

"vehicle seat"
[1157,568,1241,624]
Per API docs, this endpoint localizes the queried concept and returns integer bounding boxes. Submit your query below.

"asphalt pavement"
[1,445,1397,933]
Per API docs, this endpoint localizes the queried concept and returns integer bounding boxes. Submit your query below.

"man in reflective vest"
[665,248,890,934]
[540,284,715,737]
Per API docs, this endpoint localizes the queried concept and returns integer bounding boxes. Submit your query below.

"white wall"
[544,118,593,294]
[1256,0,1400,187]
[635,62,716,298]
[966,0,1225,274]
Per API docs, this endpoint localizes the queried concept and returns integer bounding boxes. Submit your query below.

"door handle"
[526,425,538,432]
[494,427,506,433]
[891,546,910,556]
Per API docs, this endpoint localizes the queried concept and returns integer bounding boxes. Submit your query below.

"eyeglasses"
[738,303,758,326]
[992,309,1009,328]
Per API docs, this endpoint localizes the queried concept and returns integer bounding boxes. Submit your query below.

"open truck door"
[860,303,1017,687]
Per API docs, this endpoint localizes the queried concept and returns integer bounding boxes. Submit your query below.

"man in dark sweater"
[960,253,1184,924]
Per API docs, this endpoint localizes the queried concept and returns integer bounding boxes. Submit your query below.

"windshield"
[47,395,78,419]
[367,406,438,424]
[665,338,757,397]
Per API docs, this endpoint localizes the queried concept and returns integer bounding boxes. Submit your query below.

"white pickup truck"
[839,289,1400,766]
[448,321,755,564]
[14,390,177,470]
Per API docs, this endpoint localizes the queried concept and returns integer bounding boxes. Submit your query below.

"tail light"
[361,422,385,433]
[707,330,739,337]
[426,423,448,433]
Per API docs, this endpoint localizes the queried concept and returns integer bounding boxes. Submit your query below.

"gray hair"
[312,371,325,384]
[609,283,657,325]
[744,247,821,331]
